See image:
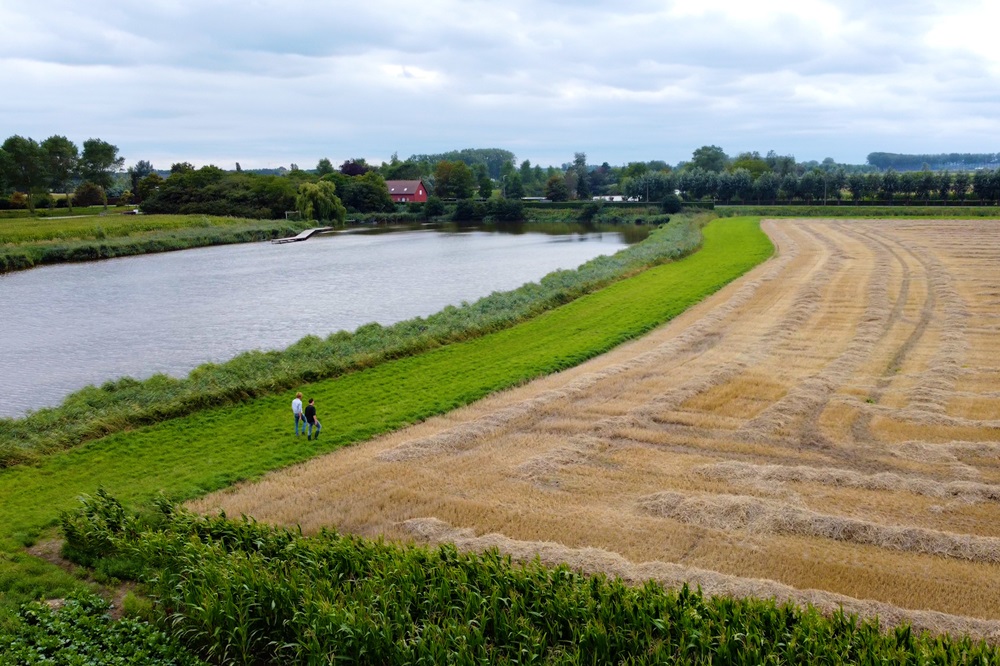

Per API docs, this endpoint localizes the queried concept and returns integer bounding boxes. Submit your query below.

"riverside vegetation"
[0,211,684,468]
[0,218,774,649]
[0,213,315,273]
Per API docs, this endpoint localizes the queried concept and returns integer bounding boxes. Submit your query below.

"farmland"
[196,218,1000,641]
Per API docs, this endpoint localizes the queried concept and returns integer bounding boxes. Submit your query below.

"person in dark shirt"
[304,398,321,440]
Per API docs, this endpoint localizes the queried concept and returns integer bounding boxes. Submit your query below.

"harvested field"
[194,219,1000,640]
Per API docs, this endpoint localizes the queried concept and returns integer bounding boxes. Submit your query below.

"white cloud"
[1,0,998,168]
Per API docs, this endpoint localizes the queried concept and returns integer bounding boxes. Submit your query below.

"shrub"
[74,182,107,207]
[424,195,445,218]
[486,197,524,221]
[8,192,28,209]
[453,198,486,222]
[661,193,683,213]
[407,201,424,214]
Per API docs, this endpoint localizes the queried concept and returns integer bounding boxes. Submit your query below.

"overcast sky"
[2,0,998,170]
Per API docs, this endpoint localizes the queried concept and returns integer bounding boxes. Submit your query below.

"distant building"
[385,179,428,203]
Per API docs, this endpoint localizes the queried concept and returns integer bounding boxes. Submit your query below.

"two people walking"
[291,392,321,440]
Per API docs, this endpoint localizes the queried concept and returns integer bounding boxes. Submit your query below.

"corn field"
[59,491,1000,665]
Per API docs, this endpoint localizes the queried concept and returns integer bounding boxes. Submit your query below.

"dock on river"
[271,227,334,244]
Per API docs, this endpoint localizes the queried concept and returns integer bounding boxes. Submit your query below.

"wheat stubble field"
[194,218,1000,639]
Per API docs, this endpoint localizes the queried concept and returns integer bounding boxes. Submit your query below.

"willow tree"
[296,180,346,224]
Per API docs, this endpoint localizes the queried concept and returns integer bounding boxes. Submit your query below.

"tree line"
[867,152,1000,172]
[6,135,1000,220]
[0,135,129,212]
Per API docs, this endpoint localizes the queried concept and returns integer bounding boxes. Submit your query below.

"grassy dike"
[0,214,315,273]
[0,218,771,616]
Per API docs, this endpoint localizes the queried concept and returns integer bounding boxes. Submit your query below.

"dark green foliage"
[424,195,445,218]
[72,181,106,207]
[452,198,486,221]
[485,197,523,221]
[661,193,682,213]
[141,167,296,218]
[0,592,206,665]
[59,493,1000,665]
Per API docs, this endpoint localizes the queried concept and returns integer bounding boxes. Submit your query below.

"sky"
[2,0,999,171]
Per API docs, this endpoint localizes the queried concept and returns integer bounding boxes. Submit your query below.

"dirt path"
[193,219,1000,640]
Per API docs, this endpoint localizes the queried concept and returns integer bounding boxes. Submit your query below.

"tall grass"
[0,216,706,468]
[58,491,1000,664]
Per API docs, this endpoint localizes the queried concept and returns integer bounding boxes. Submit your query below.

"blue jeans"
[294,413,307,435]
[308,420,321,439]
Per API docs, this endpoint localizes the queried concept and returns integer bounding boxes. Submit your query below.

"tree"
[544,174,569,201]
[953,172,970,202]
[339,158,371,176]
[504,172,525,199]
[473,163,493,199]
[316,158,335,176]
[127,159,154,194]
[730,152,771,180]
[689,145,728,172]
[731,168,753,204]
[753,172,780,204]
[136,173,163,203]
[936,171,952,200]
[779,173,799,201]
[171,162,195,174]
[715,171,736,203]
[847,173,867,204]
[880,169,900,203]
[434,160,475,199]
[972,170,994,203]
[1,135,47,212]
[80,139,124,193]
[296,180,346,224]
[0,147,11,194]
[41,135,79,211]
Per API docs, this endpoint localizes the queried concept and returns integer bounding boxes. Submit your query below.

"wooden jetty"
[271,227,334,244]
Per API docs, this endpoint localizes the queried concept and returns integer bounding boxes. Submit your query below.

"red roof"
[385,180,424,195]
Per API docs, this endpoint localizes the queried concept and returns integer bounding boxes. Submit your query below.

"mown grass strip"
[0,218,770,607]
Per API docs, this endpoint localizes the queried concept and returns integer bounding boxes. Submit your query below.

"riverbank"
[0,214,319,273]
[0,217,768,615]
[0,215,701,468]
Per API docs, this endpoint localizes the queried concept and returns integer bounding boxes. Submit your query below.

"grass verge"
[0,217,770,615]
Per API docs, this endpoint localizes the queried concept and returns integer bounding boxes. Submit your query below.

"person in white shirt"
[292,392,306,436]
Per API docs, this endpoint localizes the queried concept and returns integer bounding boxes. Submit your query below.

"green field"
[0,214,314,272]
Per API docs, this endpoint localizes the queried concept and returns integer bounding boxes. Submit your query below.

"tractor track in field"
[195,218,1000,641]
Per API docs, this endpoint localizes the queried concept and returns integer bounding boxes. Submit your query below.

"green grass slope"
[0,217,771,611]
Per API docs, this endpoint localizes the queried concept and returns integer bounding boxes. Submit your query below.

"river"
[0,227,627,417]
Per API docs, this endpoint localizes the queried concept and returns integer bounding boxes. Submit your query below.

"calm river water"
[0,228,626,418]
